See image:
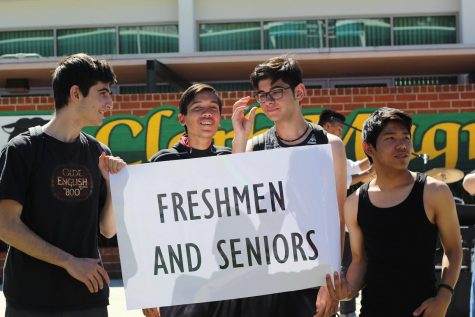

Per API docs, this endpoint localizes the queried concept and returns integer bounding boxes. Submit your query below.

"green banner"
[2,107,474,172]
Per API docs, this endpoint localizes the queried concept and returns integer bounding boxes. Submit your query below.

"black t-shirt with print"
[0,131,109,312]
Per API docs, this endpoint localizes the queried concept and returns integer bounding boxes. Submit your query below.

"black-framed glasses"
[254,86,292,103]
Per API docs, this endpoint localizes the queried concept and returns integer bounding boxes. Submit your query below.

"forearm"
[99,180,116,238]
[232,136,248,153]
[350,171,373,186]
[439,249,462,290]
[0,217,72,269]
[345,260,367,298]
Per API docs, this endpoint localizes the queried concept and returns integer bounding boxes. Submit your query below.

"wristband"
[438,283,454,295]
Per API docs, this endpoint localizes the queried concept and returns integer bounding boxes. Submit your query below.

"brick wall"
[0,83,474,280]
[1,84,475,118]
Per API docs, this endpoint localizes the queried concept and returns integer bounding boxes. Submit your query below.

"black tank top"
[250,123,328,151]
[357,173,438,317]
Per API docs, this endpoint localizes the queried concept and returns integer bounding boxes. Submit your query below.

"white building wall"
[195,0,459,21]
[460,0,475,44]
[0,0,178,29]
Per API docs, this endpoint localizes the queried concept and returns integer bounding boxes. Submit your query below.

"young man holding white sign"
[326,107,462,317]
[232,56,347,317]
[144,83,233,317]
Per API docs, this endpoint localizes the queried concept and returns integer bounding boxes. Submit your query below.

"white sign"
[110,145,341,310]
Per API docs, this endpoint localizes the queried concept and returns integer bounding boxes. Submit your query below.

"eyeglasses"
[254,87,292,103]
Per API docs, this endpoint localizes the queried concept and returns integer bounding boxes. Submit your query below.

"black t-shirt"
[0,131,110,311]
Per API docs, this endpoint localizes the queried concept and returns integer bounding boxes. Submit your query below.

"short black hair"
[179,83,222,115]
[318,109,346,126]
[52,53,116,110]
[250,55,303,90]
[362,107,412,149]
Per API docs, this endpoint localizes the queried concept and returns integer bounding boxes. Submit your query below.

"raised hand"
[98,152,126,180]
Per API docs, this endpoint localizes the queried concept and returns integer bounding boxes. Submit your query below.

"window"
[119,25,178,54]
[264,20,326,49]
[0,30,54,57]
[57,27,116,56]
[329,18,391,48]
[394,16,456,45]
[199,22,261,51]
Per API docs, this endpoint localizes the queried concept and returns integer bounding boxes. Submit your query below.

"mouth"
[200,120,214,126]
[394,153,409,159]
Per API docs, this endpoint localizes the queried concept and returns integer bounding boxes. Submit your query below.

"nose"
[396,140,408,150]
[105,97,113,110]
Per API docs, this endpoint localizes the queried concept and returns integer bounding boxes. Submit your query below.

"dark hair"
[362,107,412,149]
[250,55,303,90]
[318,109,346,126]
[179,83,222,115]
[52,53,116,110]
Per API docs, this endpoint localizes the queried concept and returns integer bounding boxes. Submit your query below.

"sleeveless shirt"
[357,173,438,317]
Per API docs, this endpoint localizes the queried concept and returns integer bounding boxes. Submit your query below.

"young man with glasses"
[231,56,347,317]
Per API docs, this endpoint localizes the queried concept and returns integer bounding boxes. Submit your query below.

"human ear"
[363,142,374,159]
[294,83,306,101]
[70,85,81,102]
[177,113,186,126]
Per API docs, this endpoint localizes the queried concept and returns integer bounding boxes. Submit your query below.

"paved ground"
[0,280,361,316]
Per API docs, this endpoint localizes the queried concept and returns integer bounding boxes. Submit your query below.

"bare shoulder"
[327,133,344,148]
[423,175,454,213]
[424,175,452,196]
[345,187,361,218]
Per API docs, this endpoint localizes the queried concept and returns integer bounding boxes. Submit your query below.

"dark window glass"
[199,22,261,51]
[264,20,326,49]
[329,18,391,47]
[0,30,54,57]
[57,27,116,56]
[394,16,456,45]
[119,25,178,54]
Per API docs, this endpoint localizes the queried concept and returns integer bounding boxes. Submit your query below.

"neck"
[43,109,83,143]
[373,167,413,190]
[275,117,309,142]
[187,135,213,150]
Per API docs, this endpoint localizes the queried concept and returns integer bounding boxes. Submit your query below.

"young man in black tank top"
[232,56,347,317]
[326,107,462,317]
[144,83,232,317]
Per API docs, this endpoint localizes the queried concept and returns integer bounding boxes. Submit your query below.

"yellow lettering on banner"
[462,123,475,160]
[214,130,234,147]
[146,110,174,160]
[342,113,371,160]
[419,123,460,168]
[303,114,319,124]
[167,132,183,149]
[96,119,143,146]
